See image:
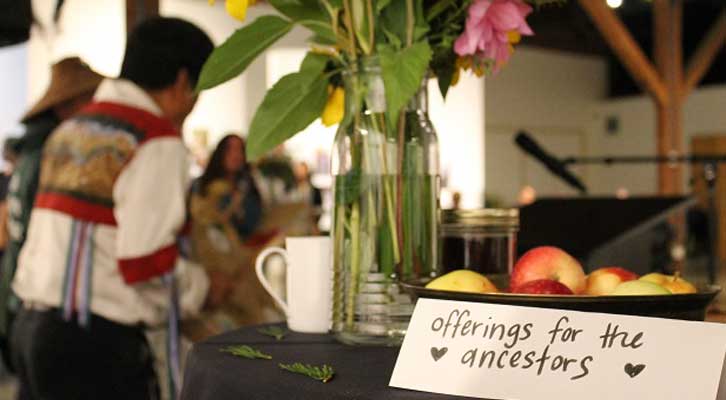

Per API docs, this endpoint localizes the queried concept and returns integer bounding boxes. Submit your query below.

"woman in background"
[194,134,263,240]
[188,134,277,337]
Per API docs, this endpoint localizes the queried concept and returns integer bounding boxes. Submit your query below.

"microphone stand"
[560,153,726,284]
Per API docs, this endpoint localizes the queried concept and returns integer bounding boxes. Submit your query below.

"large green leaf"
[379,41,432,124]
[246,58,329,160]
[197,16,292,91]
[268,0,337,44]
[299,52,329,74]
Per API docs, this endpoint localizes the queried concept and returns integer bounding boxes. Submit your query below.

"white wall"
[28,0,126,102]
[0,44,27,138]
[589,85,726,196]
[485,48,607,205]
[485,46,726,203]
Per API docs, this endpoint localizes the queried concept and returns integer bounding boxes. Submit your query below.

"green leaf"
[376,0,392,13]
[299,52,329,74]
[197,16,293,91]
[257,326,288,341]
[334,168,363,205]
[431,48,457,98]
[279,363,335,383]
[414,0,430,41]
[379,0,406,46]
[378,41,432,124]
[268,0,324,21]
[246,67,329,161]
[300,21,337,44]
[426,0,456,22]
[221,345,272,360]
[352,0,371,54]
[268,0,337,44]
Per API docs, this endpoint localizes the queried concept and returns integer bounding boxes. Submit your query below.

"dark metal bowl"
[400,275,721,321]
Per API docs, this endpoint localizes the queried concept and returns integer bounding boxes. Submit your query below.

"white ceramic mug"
[255,236,332,333]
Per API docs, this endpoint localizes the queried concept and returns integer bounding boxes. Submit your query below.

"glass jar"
[440,209,519,276]
[331,58,439,346]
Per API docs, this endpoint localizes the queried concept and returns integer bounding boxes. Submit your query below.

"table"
[180,323,481,400]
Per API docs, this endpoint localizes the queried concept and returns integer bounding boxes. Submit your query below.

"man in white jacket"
[10,17,223,399]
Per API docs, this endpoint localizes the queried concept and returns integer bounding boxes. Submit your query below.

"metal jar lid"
[441,208,519,231]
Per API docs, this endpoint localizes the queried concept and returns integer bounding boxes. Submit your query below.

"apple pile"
[425,246,698,296]
[509,246,698,295]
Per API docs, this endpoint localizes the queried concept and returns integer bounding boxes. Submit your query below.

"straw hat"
[21,57,104,123]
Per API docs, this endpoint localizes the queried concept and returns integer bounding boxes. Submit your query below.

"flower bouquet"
[199,0,563,345]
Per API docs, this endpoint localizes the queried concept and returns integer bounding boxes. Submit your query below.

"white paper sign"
[390,299,726,400]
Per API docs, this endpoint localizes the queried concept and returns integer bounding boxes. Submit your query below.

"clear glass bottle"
[331,58,439,345]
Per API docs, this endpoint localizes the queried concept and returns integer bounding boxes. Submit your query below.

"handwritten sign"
[390,299,726,400]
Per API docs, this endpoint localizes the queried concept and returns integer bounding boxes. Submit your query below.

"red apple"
[510,246,586,294]
[585,267,639,295]
[510,279,574,295]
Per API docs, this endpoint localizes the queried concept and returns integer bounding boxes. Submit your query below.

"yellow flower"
[322,86,344,127]
[209,0,258,21]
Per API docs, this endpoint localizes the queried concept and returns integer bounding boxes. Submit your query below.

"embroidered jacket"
[12,79,209,327]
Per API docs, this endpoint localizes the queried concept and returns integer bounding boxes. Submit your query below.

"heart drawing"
[624,363,646,378]
[430,347,448,362]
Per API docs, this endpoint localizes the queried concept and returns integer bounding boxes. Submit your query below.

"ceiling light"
[607,0,623,8]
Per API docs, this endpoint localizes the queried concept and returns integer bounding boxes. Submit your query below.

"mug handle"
[255,247,289,315]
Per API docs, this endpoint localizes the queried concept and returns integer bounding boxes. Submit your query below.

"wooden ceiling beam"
[578,0,669,107]
[653,0,684,195]
[682,9,726,99]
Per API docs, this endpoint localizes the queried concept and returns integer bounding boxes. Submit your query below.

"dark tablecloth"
[180,324,482,400]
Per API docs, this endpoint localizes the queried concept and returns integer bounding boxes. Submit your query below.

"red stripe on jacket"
[118,244,178,284]
[80,102,180,142]
[35,193,117,226]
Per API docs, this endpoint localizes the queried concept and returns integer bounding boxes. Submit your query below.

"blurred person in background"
[0,57,103,374]
[188,134,278,336]
[0,138,20,256]
[9,17,226,400]
[254,145,297,205]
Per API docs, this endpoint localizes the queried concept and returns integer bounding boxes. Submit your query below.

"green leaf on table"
[221,345,272,360]
[378,41,432,125]
[196,15,293,91]
[279,363,335,383]
[258,326,288,341]
[246,54,329,161]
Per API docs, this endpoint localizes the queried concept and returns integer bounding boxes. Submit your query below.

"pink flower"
[454,0,534,72]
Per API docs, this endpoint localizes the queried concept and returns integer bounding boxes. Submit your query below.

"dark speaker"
[0,0,33,47]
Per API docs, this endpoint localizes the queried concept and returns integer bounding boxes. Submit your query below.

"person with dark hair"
[9,17,224,399]
[186,135,275,336]
[0,57,103,374]
[194,134,263,239]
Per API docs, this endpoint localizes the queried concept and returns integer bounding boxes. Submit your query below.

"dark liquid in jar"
[441,235,515,275]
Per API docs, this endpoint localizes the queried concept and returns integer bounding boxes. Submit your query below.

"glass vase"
[331,58,439,346]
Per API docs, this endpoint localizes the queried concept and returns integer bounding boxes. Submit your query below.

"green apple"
[640,272,697,294]
[425,270,499,294]
[611,280,671,296]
